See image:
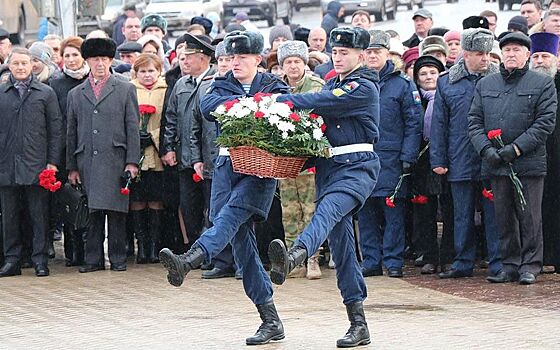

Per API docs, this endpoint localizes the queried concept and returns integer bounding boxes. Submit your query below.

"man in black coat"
[402,9,433,48]
[0,47,63,277]
[528,32,560,273]
[468,33,557,285]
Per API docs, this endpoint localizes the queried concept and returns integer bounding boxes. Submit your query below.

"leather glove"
[482,147,503,167]
[497,144,518,163]
[402,161,414,175]
[139,130,154,150]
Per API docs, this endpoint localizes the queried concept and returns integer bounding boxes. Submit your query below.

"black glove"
[402,161,414,175]
[482,147,503,167]
[498,144,518,163]
[120,170,132,188]
[139,130,154,150]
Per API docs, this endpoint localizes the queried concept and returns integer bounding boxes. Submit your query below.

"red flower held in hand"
[385,197,396,208]
[487,129,502,140]
[139,104,157,114]
[224,99,239,111]
[120,187,130,195]
[411,195,429,204]
[289,113,301,122]
[49,181,62,192]
[284,101,294,109]
[307,167,316,174]
[38,169,61,192]
[309,113,319,120]
[321,123,327,133]
[192,173,203,183]
[482,188,494,202]
[255,111,265,119]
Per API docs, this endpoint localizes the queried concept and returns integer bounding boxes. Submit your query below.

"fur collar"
[448,58,499,84]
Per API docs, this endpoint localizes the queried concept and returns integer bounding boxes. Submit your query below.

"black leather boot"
[148,209,163,263]
[132,209,149,264]
[245,300,285,345]
[126,212,135,257]
[159,244,205,287]
[268,239,307,285]
[336,302,371,348]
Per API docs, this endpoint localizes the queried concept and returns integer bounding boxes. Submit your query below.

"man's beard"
[530,63,558,77]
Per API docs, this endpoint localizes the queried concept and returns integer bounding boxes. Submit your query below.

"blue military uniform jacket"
[371,60,423,198]
[200,71,290,220]
[430,59,499,182]
[276,66,381,207]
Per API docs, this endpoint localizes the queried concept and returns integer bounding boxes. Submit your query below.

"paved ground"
[1,245,559,350]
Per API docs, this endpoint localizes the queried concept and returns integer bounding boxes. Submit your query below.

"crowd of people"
[0,0,560,345]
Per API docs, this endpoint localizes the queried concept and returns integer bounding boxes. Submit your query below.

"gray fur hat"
[224,30,264,55]
[461,28,494,53]
[368,29,390,49]
[419,35,448,56]
[215,41,227,58]
[269,25,293,46]
[277,40,308,66]
[29,42,53,65]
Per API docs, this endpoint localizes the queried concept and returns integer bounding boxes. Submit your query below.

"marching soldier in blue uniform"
[159,31,290,345]
[357,30,423,278]
[267,27,381,348]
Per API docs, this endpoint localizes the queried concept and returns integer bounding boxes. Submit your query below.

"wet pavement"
[0,244,559,349]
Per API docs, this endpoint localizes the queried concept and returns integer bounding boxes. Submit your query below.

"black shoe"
[159,245,205,287]
[438,268,473,279]
[414,255,424,267]
[35,264,50,277]
[201,262,214,271]
[246,300,285,345]
[362,267,383,277]
[519,272,536,285]
[336,301,370,348]
[235,270,243,280]
[268,239,307,285]
[387,267,403,278]
[421,263,437,274]
[0,262,22,277]
[79,264,105,273]
[440,264,453,273]
[486,270,517,283]
[110,263,127,271]
[201,267,235,279]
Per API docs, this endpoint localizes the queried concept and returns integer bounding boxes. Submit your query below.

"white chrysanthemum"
[277,121,295,132]
[215,104,226,115]
[234,107,251,119]
[282,131,289,139]
[302,120,311,127]
[268,102,291,118]
[268,114,280,126]
[240,98,258,111]
[313,128,323,141]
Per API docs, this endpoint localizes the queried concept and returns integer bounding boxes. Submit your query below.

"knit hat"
[234,12,249,22]
[269,25,293,47]
[225,30,264,55]
[141,14,167,34]
[294,27,311,45]
[389,38,405,56]
[508,15,528,35]
[530,32,560,55]
[443,30,461,43]
[402,46,419,69]
[462,16,489,30]
[215,41,227,58]
[81,38,117,59]
[419,35,448,56]
[461,28,494,53]
[490,40,502,61]
[413,55,445,81]
[277,40,309,66]
[29,42,53,65]
[499,32,531,50]
[368,29,390,49]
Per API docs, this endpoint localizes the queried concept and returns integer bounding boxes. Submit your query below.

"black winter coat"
[468,64,557,177]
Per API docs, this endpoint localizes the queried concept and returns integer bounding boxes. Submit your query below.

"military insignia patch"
[412,90,421,105]
[341,81,359,93]
[332,88,345,97]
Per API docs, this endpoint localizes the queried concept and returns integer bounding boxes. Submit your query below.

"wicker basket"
[229,146,308,179]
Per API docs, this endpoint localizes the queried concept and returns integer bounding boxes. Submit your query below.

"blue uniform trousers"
[195,156,276,305]
[294,192,366,305]
[358,197,406,270]
[450,181,502,275]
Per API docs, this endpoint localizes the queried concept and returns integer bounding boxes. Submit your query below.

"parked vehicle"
[223,0,293,27]
[397,0,423,10]
[499,0,543,11]
[0,0,39,44]
[294,0,321,11]
[77,0,146,38]
[320,0,397,22]
[144,0,223,34]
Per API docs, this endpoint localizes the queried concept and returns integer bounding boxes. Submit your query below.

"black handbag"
[55,183,90,231]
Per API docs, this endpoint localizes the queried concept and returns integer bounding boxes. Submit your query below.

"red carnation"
[385,197,396,208]
[255,111,265,119]
[482,188,494,202]
[49,181,62,192]
[253,92,271,102]
[309,113,319,120]
[289,113,301,122]
[411,195,429,205]
[120,187,130,195]
[139,104,157,115]
[321,123,327,133]
[224,99,239,111]
[307,167,316,174]
[284,101,294,109]
[487,129,502,140]
[192,173,203,183]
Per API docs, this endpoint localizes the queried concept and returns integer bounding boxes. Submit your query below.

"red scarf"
[88,73,110,100]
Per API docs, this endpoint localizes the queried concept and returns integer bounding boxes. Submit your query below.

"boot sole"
[159,248,184,287]
[246,333,285,345]
[336,338,371,348]
[268,239,289,285]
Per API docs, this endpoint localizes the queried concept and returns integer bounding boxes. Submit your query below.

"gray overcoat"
[66,75,141,213]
